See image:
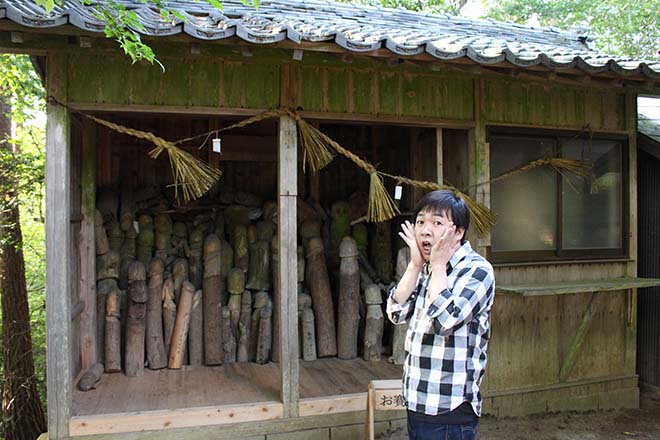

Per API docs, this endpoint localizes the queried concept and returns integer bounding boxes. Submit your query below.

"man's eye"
[434,221,442,226]
[416,220,423,225]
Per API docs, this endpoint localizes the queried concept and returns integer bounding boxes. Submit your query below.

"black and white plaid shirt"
[386,241,495,417]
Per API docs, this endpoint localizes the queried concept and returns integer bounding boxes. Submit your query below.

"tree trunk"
[0,98,47,439]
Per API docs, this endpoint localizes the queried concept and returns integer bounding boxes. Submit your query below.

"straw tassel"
[367,172,400,223]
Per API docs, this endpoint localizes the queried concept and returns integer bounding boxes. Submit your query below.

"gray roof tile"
[0,0,658,79]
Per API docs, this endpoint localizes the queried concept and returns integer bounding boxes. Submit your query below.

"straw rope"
[85,115,221,203]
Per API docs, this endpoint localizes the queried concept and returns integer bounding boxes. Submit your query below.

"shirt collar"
[449,240,472,269]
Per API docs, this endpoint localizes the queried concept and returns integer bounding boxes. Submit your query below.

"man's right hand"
[398,220,424,269]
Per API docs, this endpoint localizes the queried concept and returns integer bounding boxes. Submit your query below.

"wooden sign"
[365,379,405,440]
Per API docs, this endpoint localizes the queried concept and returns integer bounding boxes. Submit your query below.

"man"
[387,189,495,440]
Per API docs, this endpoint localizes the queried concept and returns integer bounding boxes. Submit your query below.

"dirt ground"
[379,390,660,440]
[476,390,660,440]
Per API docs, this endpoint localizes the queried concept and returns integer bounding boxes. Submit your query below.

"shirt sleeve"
[386,283,416,325]
[426,264,494,337]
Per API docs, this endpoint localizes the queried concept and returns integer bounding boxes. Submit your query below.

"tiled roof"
[1,0,659,79]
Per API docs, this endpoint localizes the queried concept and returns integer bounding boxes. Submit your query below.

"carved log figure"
[371,221,393,283]
[247,224,257,245]
[168,281,195,369]
[330,201,351,252]
[162,277,177,356]
[391,246,411,366]
[103,279,121,372]
[119,226,137,289]
[305,237,337,357]
[351,223,368,254]
[188,289,204,366]
[337,237,360,360]
[250,291,270,362]
[125,261,148,377]
[219,238,233,279]
[256,220,275,242]
[136,214,154,267]
[227,267,244,335]
[154,213,173,262]
[221,306,236,364]
[233,225,249,272]
[262,200,278,224]
[256,304,272,364]
[188,228,204,289]
[203,234,223,365]
[107,221,124,254]
[172,258,189,304]
[301,307,317,361]
[246,240,270,291]
[95,210,110,255]
[297,245,305,285]
[96,250,119,281]
[363,284,384,362]
[237,290,252,362]
[146,258,167,370]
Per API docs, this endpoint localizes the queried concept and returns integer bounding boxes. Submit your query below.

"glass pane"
[562,139,622,249]
[491,136,557,252]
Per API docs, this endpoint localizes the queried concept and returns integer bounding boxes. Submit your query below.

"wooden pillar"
[624,91,638,376]
[469,79,490,255]
[46,53,72,438]
[79,118,97,369]
[278,114,299,418]
[436,128,443,185]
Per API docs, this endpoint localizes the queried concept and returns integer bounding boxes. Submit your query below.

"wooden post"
[278,114,299,418]
[46,52,72,439]
[169,281,195,369]
[470,78,490,255]
[436,127,444,185]
[337,237,360,360]
[146,258,167,370]
[365,380,406,440]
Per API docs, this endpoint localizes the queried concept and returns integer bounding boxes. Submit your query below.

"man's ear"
[456,227,466,241]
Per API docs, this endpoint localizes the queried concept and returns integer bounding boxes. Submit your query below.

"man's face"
[414,209,456,261]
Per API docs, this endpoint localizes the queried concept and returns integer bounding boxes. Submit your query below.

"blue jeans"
[407,410,478,440]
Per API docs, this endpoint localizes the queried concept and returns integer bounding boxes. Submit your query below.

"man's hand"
[429,222,461,273]
[398,220,424,269]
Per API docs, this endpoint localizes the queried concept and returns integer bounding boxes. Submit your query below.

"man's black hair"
[413,190,470,244]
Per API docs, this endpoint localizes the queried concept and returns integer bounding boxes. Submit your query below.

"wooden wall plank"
[278,115,299,418]
[46,51,72,438]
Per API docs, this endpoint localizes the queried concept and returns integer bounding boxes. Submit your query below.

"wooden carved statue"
[119,225,137,289]
[246,240,270,291]
[202,234,223,365]
[299,219,321,247]
[125,261,148,377]
[371,221,393,283]
[162,277,176,356]
[221,306,236,364]
[247,224,257,245]
[172,222,189,258]
[107,221,124,254]
[188,289,204,366]
[363,284,384,362]
[351,223,368,254]
[188,228,204,289]
[330,201,351,252]
[256,304,272,364]
[104,282,122,373]
[96,250,119,282]
[237,290,252,363]
[154,213,173,262]
[305,237,337,357]
[172,258,189,305]
[337,237,360,360]
[298,292,316,361]
[227,267,245,335]
[219,238,233,279]
[168,281,194,369]
[146,258,167,370]
[233,225,249,272]
[119,182,134,232]
[250,291,270,362]
[136,214,154,267]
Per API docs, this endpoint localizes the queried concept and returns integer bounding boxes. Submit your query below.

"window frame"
[487,127,629,264]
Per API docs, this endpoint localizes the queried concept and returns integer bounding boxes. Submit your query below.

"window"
[489,129,627,263]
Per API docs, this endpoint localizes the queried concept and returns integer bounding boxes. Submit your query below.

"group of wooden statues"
[87,186,410,385]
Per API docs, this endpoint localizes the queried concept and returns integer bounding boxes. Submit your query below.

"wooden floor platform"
[70,357,402,436]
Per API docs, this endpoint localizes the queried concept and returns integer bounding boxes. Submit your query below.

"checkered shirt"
[386,241,495,417]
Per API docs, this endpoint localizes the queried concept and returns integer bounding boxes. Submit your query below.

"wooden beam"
[69,401,283,436]
[496,277,660,296]
[278,115,299,418]
[46,52,72,438]
[79,117,97,370]
[436,128,443,185]
[299,393,366,417]
[558,292,603,382]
